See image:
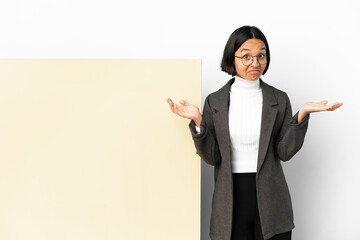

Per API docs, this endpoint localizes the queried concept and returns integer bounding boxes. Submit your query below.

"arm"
[275,93,310,161]
[298,100,343,122]
[188,96,221,166]
[275,94,343,161]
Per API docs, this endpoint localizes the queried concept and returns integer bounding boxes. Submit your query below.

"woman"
[166,26,342,240]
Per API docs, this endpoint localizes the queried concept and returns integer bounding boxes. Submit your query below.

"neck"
[231,75,260,94]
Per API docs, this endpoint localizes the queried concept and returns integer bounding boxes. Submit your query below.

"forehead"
[238,38,266,52]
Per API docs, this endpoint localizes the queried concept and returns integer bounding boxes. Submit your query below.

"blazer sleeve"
[275,93,310,161]
[188,96,221,166]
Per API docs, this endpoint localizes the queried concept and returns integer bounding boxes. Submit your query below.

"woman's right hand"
[166,98,202,128]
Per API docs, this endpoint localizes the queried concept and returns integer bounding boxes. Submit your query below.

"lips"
[248,70,260,74]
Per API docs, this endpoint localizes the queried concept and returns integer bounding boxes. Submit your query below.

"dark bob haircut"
[220,26,270,76]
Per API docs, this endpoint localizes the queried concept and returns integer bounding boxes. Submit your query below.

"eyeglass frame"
[234,54,267,66]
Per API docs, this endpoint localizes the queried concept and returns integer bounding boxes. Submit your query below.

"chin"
[248,76,259,81]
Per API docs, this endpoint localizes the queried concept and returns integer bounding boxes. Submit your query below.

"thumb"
[320,100,328,105]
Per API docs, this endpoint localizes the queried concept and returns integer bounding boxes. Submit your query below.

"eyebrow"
[241,47,266,52]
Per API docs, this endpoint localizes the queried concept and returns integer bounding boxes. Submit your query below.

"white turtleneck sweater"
[195,75,263,173]
[229,76,263,173]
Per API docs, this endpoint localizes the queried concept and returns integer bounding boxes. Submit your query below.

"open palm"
[302,100,343,113]
[166,98,201,125]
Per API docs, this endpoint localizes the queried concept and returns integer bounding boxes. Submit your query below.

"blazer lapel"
[211,78,234,169]
[257,79,278,173]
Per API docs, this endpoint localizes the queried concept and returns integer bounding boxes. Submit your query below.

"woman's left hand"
[298,100,343,122]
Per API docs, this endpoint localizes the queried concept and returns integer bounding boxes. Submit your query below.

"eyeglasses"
[234,54,267,66]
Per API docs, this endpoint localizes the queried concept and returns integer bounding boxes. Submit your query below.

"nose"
[251,56,260,67]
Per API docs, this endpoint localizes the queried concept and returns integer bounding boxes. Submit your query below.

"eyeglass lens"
[242,55,266,66]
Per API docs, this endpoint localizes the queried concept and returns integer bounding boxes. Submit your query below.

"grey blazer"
[188,78,310,240]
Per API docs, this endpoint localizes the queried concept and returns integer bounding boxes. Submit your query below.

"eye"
[258,53,266,59]
[242,55,250,60]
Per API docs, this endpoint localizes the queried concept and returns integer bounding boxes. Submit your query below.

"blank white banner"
[0,59,201,240]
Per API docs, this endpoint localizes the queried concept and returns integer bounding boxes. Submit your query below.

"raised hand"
[298,100,343,122]
[166,98,202,127]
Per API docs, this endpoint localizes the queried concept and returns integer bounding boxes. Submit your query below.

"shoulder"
[206,77,235,106]
[261,79,290,104]
[261,79,286,95]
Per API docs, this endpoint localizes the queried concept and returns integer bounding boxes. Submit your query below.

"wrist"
[299,106,310,116]
[194,115,202,128]
[298,107,309,123]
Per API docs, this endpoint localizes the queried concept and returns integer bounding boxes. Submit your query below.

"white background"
[1,0,359,239]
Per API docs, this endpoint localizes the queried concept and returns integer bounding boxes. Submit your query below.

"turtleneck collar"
[231,75,261,94]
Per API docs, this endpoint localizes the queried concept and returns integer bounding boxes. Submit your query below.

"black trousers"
[231,173,292,240]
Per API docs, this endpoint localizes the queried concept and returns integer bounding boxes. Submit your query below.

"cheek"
[235,62,246,72]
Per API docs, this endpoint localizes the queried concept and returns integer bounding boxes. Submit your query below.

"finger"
[166,99,176,112]
[333,102,343,107]
[179,99,188,106]
[166,101,173,110]
[319,100,328,105]
[166,97,175,105]
[166,98,173,105]
[325,103,339,111]
[328,103,343,111]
